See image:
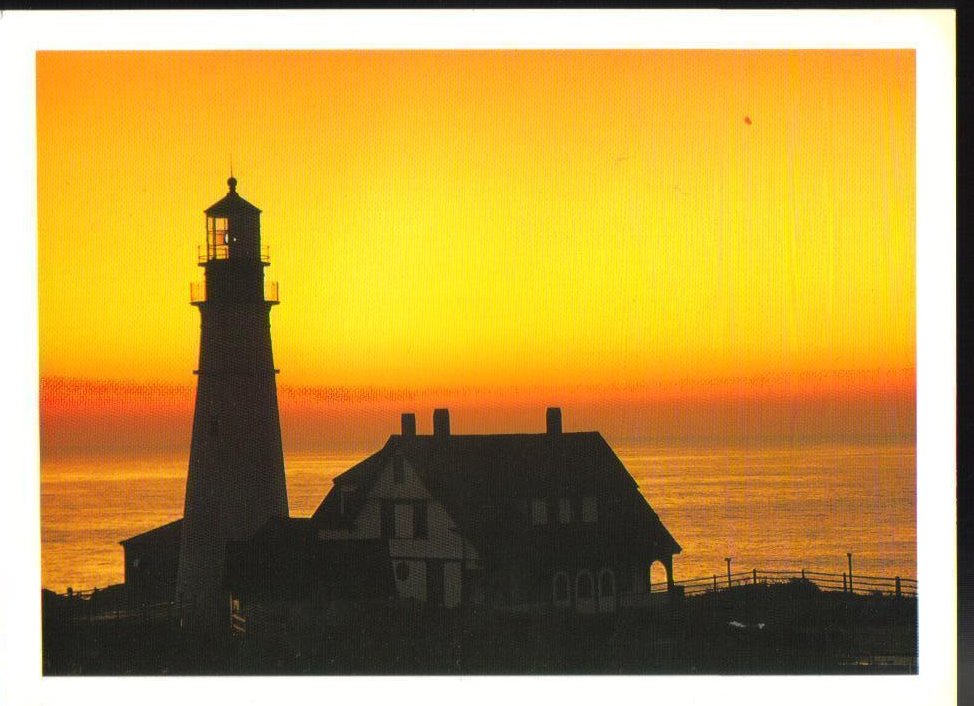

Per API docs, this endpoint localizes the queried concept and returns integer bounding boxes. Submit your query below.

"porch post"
[662,554,675,591]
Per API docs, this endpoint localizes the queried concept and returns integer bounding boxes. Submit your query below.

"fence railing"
[45,587,206,627]
[47,566,916,629]
[651,568,917,598]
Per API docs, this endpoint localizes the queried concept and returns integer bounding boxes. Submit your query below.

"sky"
[36,50,915,454]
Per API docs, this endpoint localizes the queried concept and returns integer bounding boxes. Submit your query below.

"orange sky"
[36,50,915,453]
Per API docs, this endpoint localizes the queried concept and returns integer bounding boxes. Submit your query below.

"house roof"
[311,431,681,566]
[119,518,182,547]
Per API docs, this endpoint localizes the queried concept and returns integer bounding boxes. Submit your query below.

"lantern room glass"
[206,217,230,260]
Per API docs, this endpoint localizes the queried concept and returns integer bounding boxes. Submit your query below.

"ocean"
[40,442,916,593]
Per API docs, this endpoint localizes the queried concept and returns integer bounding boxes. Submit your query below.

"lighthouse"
[176,176,289,621]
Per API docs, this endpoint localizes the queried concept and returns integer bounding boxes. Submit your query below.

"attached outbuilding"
[119,518,182,608]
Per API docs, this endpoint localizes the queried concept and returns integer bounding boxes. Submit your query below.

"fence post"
[843,573,847,592]
[895,576,901,598]
[801,569,805,580]
[847,552,854,594]
[725,558,732,588]
[713,575,718,592]
[752,569,757,586]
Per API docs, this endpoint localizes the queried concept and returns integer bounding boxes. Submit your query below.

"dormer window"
[480,504,495,524]
[582,496,598,523]
[558,497,572,524]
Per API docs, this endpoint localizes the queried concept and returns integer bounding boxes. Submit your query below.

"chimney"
[433,408,451,438]
[546,407,562,435]
[401,412,416,438]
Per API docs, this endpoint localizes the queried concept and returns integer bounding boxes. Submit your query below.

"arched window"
[576,570,594,601]
[598,568,616,598]
[553,572,571,606]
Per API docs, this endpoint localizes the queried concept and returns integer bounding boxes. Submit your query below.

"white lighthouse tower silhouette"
[176,176,289,621]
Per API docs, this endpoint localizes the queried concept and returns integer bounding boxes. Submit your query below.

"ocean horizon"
[40,439,916,594]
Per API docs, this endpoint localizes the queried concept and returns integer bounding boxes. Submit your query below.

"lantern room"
[201,176,268,264]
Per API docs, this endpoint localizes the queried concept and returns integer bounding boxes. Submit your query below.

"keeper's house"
[308,407,681,613]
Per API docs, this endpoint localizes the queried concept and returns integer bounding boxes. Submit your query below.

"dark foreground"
[42,582,916,675]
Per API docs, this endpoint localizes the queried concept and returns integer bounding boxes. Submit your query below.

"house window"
[395,561,410,581]
[394,503,414,538]
[531,499,548,525]
[393,456,405,484]
[380,502,395,538]
[582,496,598,523]
[414,502,428,539]
[480,504,496,524]
[576,570,594,601]
[558,497,572,524]
[553,572,571,606]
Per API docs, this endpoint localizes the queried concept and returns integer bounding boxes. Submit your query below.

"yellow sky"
[36,50,915,448]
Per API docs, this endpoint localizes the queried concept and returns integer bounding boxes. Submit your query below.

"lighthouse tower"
[176,176,289,620]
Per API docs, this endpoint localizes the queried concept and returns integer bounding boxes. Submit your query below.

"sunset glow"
[37,50,915,450]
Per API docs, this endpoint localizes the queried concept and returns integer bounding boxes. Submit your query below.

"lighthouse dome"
[204,176,262,217]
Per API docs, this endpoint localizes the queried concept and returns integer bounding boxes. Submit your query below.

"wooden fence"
[651,568,917,598]
[48,565,916,628]
[46,589,194,626]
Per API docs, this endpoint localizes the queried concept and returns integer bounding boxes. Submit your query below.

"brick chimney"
[433,408,451,438]
[401,412,416,438]
[546,407,562,435]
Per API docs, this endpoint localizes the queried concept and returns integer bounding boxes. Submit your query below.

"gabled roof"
[311,431,681,565]
[311,442,393,529]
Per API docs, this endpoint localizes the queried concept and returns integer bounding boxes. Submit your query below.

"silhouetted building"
[117,184,681,631]
[225,518,396,617]
[224,517,396,642]
[176,176,289,622]
[119,519,182,607]
[309,408,681,613]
